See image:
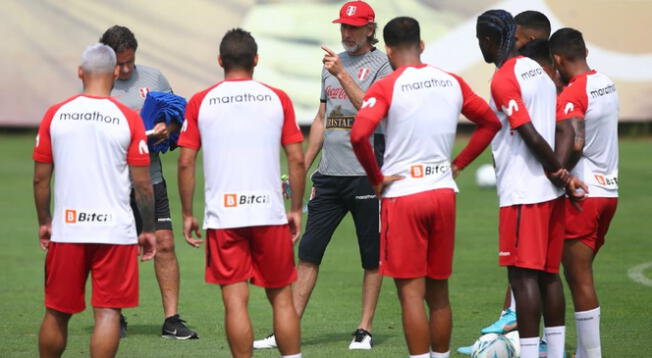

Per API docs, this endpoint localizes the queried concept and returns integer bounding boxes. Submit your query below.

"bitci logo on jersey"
[64,209,112,224]
[223,192,272,208]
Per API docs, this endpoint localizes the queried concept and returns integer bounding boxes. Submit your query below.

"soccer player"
[33,43,156,358]
[515,10,551,50]
[476,10,587,358]
[254,0,392,350]
[99,25,197,339]
[351,16,501,358]
[551,28,619,358]
[177,28,305,358]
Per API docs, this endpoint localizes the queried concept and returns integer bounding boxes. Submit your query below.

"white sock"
[430,351,450,358]
[576,307,601,358]
[520,337,540,358]
[544,325,566,358]
[409,353,430,358]
[509,287,516,311]
[281,354,301,358]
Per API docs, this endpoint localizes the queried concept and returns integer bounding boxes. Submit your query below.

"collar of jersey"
[569,69,597,84]
[224,77,253,82]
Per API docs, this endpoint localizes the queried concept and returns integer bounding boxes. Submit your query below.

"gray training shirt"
[111,64,172,184]
[319,47,392,176]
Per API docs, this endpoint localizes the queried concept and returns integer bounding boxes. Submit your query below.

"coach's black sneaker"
[161,314,199,340]
[119,314,128,338]
[349,328,373,350]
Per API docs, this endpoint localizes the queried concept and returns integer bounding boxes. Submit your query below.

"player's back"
[490,56,562,207]
[374,64,464,197]
[34,95,147,244]
[184,80,297,229]
[559,70,619,197]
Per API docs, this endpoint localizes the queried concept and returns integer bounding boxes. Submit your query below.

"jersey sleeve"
[33,106,57,163]
[274,88,304,145]
[351,79,391,186]
[157,71,173,94]
[319,67,328,103]
[125,109,151,166]
[556,78,588,121]
[178,93,202,150]
[371,60,394,82]
[450,73,502,169]
[491,68,531,129]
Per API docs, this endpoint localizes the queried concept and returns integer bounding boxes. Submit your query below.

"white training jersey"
[354,64,499,198]
[33,95,150,244]
[178,79,303,230]
[557,70,619,198]
[490,56,563,207]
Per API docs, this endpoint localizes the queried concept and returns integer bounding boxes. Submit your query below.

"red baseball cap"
[332,1,375,27]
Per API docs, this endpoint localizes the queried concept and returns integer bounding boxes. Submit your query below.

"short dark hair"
[519,38,552,66]
[515,11,551,38]
[99,25,138,53]
[383,17,420,48]
[219,28,257,72]
[477,10,516,66]
[549,27,587,61]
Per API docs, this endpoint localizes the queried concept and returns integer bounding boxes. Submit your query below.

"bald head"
[80,43,117,75]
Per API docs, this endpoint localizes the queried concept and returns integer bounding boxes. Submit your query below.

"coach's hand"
[322,46,345,77]
[150,122,170,145]
[139,231,157,261]
[287,209,302,245]
[38,223,52,250]
[373,175,404,198]
[183,215,203,248]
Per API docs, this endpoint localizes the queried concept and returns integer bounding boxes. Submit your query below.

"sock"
[430,351,450,358]
[520,337,540,358]
[544,325,566,358]
[409,353,430,358]
[281,354,301,358]
[509,288,516,311]
[576,307,601,358]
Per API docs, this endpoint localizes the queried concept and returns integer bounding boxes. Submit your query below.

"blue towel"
[140,91,187,153]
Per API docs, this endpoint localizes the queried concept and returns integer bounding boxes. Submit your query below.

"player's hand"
[149,122,169,145]
[138,231,157,261]
[451,164,461,179]
[183,215,203,248]
[547,168,571,188]
[565,176,589,211]
[373,175,404,198]
[287,209,302,245]
[38,223,52,250]
[321,46,345,78]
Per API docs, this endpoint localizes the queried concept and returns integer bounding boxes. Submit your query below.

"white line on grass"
[627,261,652,287]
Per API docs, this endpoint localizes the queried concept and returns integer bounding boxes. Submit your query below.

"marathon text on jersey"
[208,93,273,105]
[64,209,113,224]
[590,84,616,99]
[401,78,454,92]
[520,67,544,81]
[59,111,120,125]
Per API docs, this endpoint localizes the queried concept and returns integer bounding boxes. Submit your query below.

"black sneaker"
[349,328,373,350]
[161,314,199,340]
[119,314,128,338]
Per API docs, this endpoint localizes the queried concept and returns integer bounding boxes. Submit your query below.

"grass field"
[1,132,651,357]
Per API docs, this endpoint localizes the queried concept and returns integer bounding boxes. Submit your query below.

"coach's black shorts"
[298,171,380,269]
[130,180,173,234]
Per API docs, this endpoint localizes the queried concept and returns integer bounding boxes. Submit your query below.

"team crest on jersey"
[357,67,370,81]
[139,87,150,98]
[564,102,574,115]
[346,5,357,16]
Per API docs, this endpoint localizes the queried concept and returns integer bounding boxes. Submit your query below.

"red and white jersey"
[352,64,499,198]
[33,95,150,244]
[178,79,303,229]
[490,56,563,207]
[557,70,619,197]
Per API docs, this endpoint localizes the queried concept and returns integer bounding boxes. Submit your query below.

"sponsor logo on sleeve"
[138,140,149,154]
[181,120,188,132]
[223,192,272,208]
[501,99,519,116]
[361,97,376,109]
[35,134,40,148]
[64,209,112,224]
[564,102,575,115]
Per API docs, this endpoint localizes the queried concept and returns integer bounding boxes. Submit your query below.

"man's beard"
[342,41,361,54]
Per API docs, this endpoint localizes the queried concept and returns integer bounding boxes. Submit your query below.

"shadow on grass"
[302,331,391,347]
[83,324,160,337]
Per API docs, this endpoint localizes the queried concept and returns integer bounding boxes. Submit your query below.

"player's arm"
[33,162,53,250]
[284,143,306,243]
[322,46,365,109]
[304,102,326,170]
[450,75,502,177]
[178,147,202,247]
[130,165,156,261]
[556,88,587,170]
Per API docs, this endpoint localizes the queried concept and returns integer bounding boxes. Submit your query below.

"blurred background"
[2,0,651,126]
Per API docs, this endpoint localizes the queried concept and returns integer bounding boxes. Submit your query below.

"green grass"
[1,132,651,357]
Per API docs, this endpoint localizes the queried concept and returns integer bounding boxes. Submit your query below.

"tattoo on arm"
[135,185,155,233]
[567,117,585,170]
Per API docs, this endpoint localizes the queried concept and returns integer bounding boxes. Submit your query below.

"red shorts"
[565,197,618,253]
[499,196,565,273]
[45,242,139,314]
[380,189,456,279]
[205,225,297,288]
